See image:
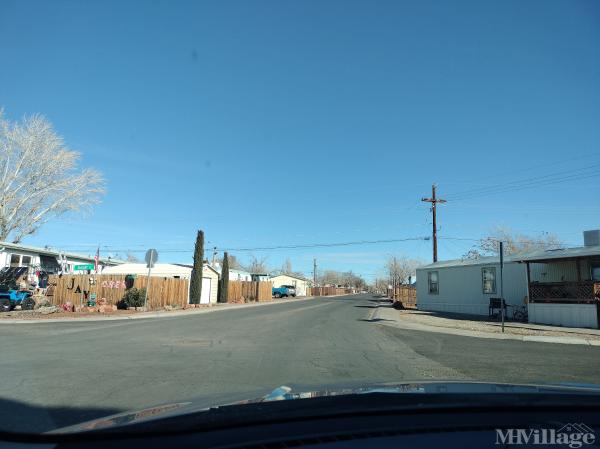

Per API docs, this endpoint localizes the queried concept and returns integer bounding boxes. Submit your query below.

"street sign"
[144,249,158,309]
[74,264,94,271]
[145,249,158,268]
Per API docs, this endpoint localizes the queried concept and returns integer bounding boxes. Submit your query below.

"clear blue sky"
[1,0,599,281]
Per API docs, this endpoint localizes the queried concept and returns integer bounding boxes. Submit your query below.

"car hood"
[52,381,600,434]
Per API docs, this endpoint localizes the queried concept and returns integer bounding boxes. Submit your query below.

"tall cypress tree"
[219,251,230,303]
[189,230,204,304]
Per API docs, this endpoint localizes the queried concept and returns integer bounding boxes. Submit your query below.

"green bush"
[118,288,147,309]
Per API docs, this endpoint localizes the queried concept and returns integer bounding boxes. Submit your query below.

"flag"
[94,247,100,273]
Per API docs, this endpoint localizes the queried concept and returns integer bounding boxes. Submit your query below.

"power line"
[218,237,429,251]
[445,163,600,201]
[449,171,600,201]
[58,236,429,254]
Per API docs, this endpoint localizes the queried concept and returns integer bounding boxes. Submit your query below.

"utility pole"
[313,258,317,286]
[500,241,505,333]
[421,184,446,263]
[212,247,217,265]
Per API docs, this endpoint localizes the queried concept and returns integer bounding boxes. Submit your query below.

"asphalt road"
[2,293,600,432]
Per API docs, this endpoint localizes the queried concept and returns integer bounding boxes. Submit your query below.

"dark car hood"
[52,381,600,434]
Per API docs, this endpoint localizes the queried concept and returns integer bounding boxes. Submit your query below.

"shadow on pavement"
[353,305,378,309]
[0,396,122,434]
[357,318,394,323]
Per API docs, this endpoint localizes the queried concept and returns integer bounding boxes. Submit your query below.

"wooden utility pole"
[313,258,317,286]
[421,184,446,262]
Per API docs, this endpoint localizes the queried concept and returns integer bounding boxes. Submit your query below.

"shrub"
[118,288,147,309]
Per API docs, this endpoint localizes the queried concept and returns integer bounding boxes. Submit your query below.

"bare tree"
[215,253,242,269]
[317,269,366,288]
[475,226,563,256]
[282,258,292,274]
[385,256,422,286]
[246,255,269,273]
[0,111,105,243]
[125,253,140,262]
[374,278,388,294]
[461,248,482,260]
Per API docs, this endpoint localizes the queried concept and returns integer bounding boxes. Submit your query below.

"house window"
[592,264,600,282]
[482,267,496,294]
[428,271,439,294]
[10,254,20,267]
[21,256,32,266]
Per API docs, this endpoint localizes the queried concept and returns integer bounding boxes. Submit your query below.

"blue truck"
[0,267,35,312]
[272,285,296,298]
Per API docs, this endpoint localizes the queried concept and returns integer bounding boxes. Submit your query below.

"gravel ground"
[0,308,139,320]
[393,308,600,340]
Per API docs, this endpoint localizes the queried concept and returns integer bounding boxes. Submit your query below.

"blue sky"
[1,0,599,281]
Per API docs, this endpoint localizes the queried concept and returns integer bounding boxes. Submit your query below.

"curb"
[0,296,321,325]
[373,307,600,347]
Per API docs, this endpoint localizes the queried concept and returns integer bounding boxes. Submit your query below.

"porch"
[529,281,600,304]
[517,246,600,329]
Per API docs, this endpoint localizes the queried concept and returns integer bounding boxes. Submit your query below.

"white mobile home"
[416,256,528,316]
[0,241,122,284]
[416,230,600,329]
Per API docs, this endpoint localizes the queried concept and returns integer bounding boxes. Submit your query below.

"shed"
[270,274,311,297]
[416,256,528,316]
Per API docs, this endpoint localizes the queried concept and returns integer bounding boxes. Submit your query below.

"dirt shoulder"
[0,295,321,323]
[375,305,600,344]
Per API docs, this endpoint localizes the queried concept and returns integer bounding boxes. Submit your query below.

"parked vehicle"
[272,285,296,298]
[0,267,35,312]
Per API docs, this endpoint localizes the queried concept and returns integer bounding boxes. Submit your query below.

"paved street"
[2,293,600,432]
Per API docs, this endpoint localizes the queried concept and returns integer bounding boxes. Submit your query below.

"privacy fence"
[388,285,417,308]
[46,274,189,310]
[308,287,354,296]
[226,281,273,303]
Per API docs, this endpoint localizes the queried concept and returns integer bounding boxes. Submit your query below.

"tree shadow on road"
[0,396,122,434]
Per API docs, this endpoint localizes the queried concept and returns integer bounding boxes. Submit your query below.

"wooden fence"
[227,281,272,303]
[388,285,417,308]
[308,287,354,296]
[46,274,189,310]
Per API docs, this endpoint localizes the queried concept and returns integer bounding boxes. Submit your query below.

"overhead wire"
[444,163,600,201]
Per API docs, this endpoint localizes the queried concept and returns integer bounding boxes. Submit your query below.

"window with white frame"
[482,267,496,294]
[9,254,21,267]
[428,271,439,294]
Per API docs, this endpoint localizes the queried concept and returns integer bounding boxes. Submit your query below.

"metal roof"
[270,273,311,282]
[510,245,600,262]
[418,245,600,269]
[418,256,505,269]
[0,241,124,265]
